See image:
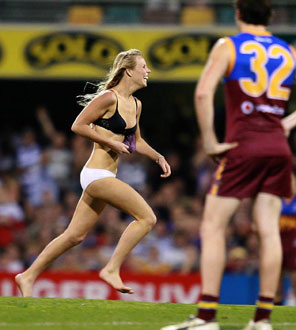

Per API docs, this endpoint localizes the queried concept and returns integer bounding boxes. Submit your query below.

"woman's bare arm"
[134,99,171,177]
[71,90,130,154]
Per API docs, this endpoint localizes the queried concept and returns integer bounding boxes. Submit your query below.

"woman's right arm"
[71,90,130,154]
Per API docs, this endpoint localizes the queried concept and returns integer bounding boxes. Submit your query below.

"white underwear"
[80,167,116,191]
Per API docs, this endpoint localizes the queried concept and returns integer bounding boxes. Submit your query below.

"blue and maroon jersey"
[223,30,296,157]
[280,197,296,231]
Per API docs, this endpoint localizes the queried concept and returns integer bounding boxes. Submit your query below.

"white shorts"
[80,167,116,191]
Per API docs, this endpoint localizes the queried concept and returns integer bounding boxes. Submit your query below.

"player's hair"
[235,0,272,26]
[77,49,142,106]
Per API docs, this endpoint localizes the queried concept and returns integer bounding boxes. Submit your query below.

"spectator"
[0,176,25,248]
[0,244,24,273]
[226,246,249,274]
[16,128,58,206]
[117,152,148,194]
[36,107,72,191]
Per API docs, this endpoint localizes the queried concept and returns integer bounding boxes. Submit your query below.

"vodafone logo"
[241,101,254,115]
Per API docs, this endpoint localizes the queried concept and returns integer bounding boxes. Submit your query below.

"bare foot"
[99,268,134,294]
[15,273,34,297]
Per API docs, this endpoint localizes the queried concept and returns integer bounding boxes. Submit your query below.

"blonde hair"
[78,49,143,106]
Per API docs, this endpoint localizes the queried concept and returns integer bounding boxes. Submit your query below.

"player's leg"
[15,192,106,297]
[244,192,282,330]
[161,194,240,330]
[254,192,282,296]
[274,271,284,305]
[197,194,240,318]
[85,177,156,293]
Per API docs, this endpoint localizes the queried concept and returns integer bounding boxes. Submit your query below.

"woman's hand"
[109,140,131,155]
[156,156,171,178]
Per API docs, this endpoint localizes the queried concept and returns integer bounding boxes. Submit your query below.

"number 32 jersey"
[223,30,296,157]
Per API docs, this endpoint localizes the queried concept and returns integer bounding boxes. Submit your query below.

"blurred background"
[0,0,296,304]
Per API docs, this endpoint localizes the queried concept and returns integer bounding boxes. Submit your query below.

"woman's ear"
[125,69,132,77]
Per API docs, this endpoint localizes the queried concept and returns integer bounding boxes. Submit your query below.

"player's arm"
[134,99,171,177]
[282,46,296,137]
[71,90,130,154]
[194,38,238,157]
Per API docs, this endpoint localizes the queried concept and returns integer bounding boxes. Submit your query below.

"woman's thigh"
[66,191,106,236]
[86,177,154,220]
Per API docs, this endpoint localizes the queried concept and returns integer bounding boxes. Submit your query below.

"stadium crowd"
[0,106,296,277]
[1,0,295,27]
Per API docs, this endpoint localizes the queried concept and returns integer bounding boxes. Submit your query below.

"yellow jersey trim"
[224,37,236,77]
[289,45,296,63]
[243,29,272,36]
[216,157,227,180]
[210,184,218,196]
[210,157,227,196]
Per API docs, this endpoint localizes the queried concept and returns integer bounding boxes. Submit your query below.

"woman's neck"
[113,80,137,99]
[112,85,134,100]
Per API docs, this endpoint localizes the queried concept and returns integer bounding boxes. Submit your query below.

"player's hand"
[281,122,291,137]
[204,141,239,158]
[156,156,171,178]
[281,111,296,138]
[109,141,131,155]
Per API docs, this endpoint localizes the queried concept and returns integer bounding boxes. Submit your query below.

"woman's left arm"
[135,100,171,178]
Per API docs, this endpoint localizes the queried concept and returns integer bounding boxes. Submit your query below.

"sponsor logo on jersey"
[241,101,254,114]
[254,36,273,44]
[241,101,284,116]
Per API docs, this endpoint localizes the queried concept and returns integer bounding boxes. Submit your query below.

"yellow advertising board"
[0,25,235,81]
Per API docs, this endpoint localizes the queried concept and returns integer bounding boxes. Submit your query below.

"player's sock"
[254,296,274,322]
[274,296,283,306]
[197,294,219,321]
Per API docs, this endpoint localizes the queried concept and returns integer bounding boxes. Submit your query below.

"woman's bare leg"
[16,177,157,296]
[85,178,157,293]
[15,192,106,297]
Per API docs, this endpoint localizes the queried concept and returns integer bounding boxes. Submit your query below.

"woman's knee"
[141,211,157,229]
[63,230,86,246]
[148,213,157,228]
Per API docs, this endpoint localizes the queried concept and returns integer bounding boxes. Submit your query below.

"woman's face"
[132,56,151,88]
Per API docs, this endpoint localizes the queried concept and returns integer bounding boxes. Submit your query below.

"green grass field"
[0,297,295,330]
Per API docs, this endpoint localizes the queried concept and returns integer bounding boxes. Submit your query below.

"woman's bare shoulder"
[91,89,117,108]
